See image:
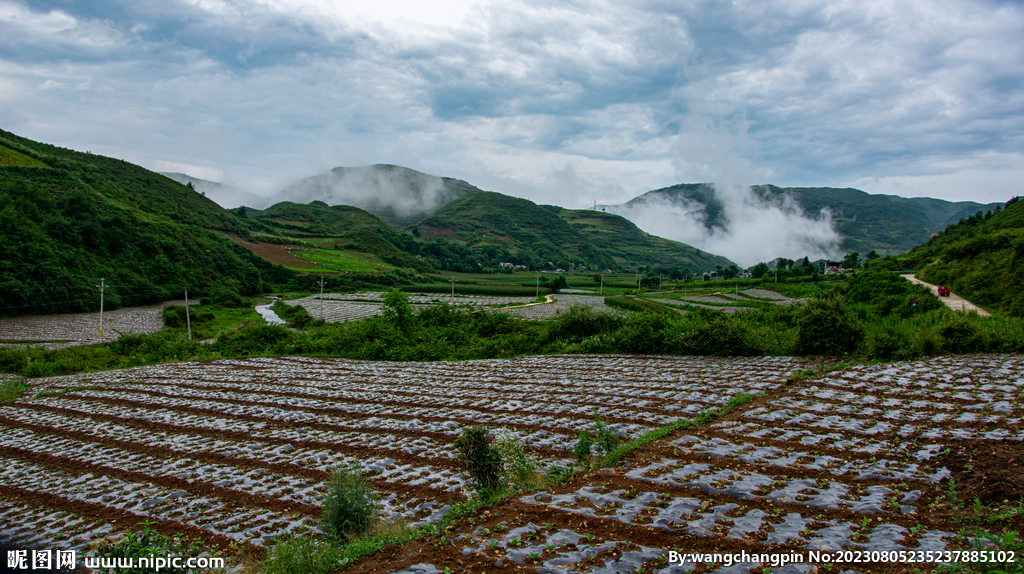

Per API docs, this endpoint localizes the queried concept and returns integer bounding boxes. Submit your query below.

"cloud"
[0,0,1021,225]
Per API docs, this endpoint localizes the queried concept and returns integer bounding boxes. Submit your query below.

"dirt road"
[901,274,992,316]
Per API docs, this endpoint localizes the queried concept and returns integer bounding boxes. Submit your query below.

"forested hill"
[411,191,735,273]
[620,183,1002,256]
[0,129,293,317]
[907,197,1024,317]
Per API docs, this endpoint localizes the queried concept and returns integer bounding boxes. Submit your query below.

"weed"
[0,375,27,403]
[262,534,346,574]
[573,430,594,468]
[493,428,540,491]
[321,463,380,543]
[91,521,207,574]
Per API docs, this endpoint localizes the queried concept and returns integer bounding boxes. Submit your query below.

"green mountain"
[244,201,432,272]
[620,183,1002,256]
[248,201,393,238]
[905,197,1024,316]
[557,208,735,272]
[269,164,482,228]
[0,129,293,316]
[411,191,734,273]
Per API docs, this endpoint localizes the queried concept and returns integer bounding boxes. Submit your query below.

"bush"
[939,315,983,354]
[321,464,380,543]
[573,431,594,468]
[547,303,624,344]
[493,429,539,491]
[454,426,503,495]
[676,314,756,356]
[794,293,865,356]
[161,305,214,329]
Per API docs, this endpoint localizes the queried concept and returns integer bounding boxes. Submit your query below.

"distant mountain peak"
[269,164,482,228]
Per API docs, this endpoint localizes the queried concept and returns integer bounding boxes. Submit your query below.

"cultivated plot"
[0,355,811,565]
[369,355,1024,574]
[0,300,194,350]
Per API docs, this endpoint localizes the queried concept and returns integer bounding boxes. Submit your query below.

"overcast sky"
[2,0,1022,207]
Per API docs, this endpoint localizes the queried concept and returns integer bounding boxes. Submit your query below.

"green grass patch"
[604,296,677,315]
[0,375,28,402]
[0,144,47,167]
[291,249,397,273]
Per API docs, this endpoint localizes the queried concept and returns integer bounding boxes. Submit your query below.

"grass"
[292,249,397,273]
[0,375,28,402]
[938,481,1024,574]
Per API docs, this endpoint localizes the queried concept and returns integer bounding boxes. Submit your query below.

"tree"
[381,288,413,334]
[842,251,861,270]
[751,262,770,279]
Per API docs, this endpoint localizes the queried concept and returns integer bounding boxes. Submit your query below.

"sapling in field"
[321,463,380,543]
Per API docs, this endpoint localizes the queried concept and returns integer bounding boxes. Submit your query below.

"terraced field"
[1,354,1021,573]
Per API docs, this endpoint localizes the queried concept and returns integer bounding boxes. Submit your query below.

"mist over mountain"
[159,172,265,210]
[267,164,482,228]
[605,183,1003,267]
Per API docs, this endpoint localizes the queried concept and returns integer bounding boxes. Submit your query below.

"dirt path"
[901,273,992,316]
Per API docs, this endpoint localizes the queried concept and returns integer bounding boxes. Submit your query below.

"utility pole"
[184,287,192,340]
[97,278,105,338]
[535,272,540,298]
[319,276,325,320]
[600,272,604,296]
[450,275,456,304]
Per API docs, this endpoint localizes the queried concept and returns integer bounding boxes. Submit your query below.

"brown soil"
[936,439,1024,505]
[227,235,333,270]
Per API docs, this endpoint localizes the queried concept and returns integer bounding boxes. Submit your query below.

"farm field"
[285,291,546,323]
[1,355,1021,572]
[0,300,195,350]
[647,288,807,315]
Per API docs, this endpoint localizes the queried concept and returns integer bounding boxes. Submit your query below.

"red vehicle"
[938,285,951,297]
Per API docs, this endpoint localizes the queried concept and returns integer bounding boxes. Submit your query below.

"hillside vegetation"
[624,183,1002,256]
[0,129,293,316]
[558,208,733,272]
[412,191,734,273]
[906,197,1024,317]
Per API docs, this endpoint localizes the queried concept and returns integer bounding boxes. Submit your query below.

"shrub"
[161,305,214,329]
[380,288,413,334]
[794,293,864,356]
[547,303,623,343]
[321,464,380,543]
[493,429,539,491]
[573,430,594,468]
[676,314,755,356]
[454,426,502,495]
[939,315,983,354]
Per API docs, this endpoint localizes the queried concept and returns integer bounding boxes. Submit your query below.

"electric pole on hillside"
[450,275,457,305]
[535,272,540,298]
[184,287,192,340]
[319,276,325,320]
[96,278,105,338]
[600,272,604,296]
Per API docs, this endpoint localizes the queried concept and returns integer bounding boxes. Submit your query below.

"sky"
[2,0,1023,210]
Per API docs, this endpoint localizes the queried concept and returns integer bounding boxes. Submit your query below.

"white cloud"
[0,0,1021,233]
